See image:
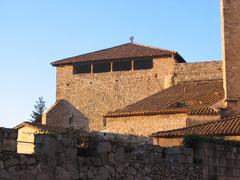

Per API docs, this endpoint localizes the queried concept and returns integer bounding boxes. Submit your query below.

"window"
[112,60,132,71]
[73,63,91,74]
[133,59,153,70]
[93,62,111,73]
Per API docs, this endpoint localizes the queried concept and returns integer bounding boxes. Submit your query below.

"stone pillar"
[221,0,240,116]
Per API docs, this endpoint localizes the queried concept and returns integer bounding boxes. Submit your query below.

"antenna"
[130,36,134,43]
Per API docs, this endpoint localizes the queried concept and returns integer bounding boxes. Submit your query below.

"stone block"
[2,139,16,152]
[4,159,19,168]
[114,147,125,162]
[97,142,112,153]
[62,137,72,147]
[0,160,4,169]
[8,130,18,140]
[27,158,36,165]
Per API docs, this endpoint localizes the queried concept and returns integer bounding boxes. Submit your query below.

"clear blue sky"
[0,0,221,128]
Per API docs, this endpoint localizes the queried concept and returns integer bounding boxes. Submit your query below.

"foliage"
[30,97,46,124]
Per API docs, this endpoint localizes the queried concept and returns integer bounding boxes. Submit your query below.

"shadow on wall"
[42,99,90,131]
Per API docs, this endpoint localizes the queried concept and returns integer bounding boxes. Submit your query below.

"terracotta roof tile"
[105,79,224,117]
[151,115,240,138]
[51,43,185,66]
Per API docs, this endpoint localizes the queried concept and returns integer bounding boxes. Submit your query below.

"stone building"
[104,79,224,136]
[49,43,186,131]
[16,0,240,147]
[151,0,240,146]
[46,41,224,133]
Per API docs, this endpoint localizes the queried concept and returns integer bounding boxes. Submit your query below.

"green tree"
[30,97,46,123]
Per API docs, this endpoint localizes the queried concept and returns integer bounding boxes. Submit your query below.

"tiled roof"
[105,79,224,117]
[51,43,185,66]
[151,115,240,138]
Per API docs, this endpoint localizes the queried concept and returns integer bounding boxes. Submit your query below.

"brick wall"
[55,57,177,131]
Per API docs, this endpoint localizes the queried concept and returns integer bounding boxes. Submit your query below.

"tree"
[30,97,46,124]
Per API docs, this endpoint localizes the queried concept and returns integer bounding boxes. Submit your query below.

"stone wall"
[42,100,89,130]
[195,142,240,180]
[3,129,240,179]
[221,0,240,116]
[56,57,177,131]
[186,115,221,127]
[0,128,17,153]
[104,114,188,136]
[173,61,222,84]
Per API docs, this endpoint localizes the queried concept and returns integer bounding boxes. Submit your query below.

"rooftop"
[151,115,240,138]
[51,43,185,66]
[14,122,68,133]
[105,79,224,117]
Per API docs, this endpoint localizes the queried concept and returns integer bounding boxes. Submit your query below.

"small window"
[113,60,132,71]
[93,62,111,73]
[134,59,153,70]
[73,63,91,74]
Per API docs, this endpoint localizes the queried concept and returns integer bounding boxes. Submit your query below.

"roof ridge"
[131,42,177,54]
[52,42,180,66]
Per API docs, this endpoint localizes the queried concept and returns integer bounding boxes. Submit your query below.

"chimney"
[221,0,240,116]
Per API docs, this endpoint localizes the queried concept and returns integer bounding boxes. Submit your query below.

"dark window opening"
[93,62,111,73]
[134,59,153,70]
[73,63,91,74]
[112,60,132,71]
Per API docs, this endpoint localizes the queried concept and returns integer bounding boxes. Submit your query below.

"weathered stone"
[0,169,10,179]
[27,158,36,165]
[36,173,50,180]
[8,131,18,140]
[2,139,16,152]
[4,159,19,168]
[88,170,94,178]
[55,167,71,180]
[115,147,125,161]
[98,167,109,179]
[65,147,77,159]
[62,137,72,147]
[97,142,112,153]
[0,160,4,169]
[127,166,137,176]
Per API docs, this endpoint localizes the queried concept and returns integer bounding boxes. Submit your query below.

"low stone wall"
[2,129,240,179]
[195,142,240,180]
[0,128,17,153]
[0,132,202,180]
[34,133,201,180]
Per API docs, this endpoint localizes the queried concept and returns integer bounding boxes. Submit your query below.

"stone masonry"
[3,127,240,179]
[221,0,240,116]
[56,57,177,131]
[173,61,222,84]
[55,58,223,131]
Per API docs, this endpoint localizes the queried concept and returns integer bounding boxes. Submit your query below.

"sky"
[0,0,221,128]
